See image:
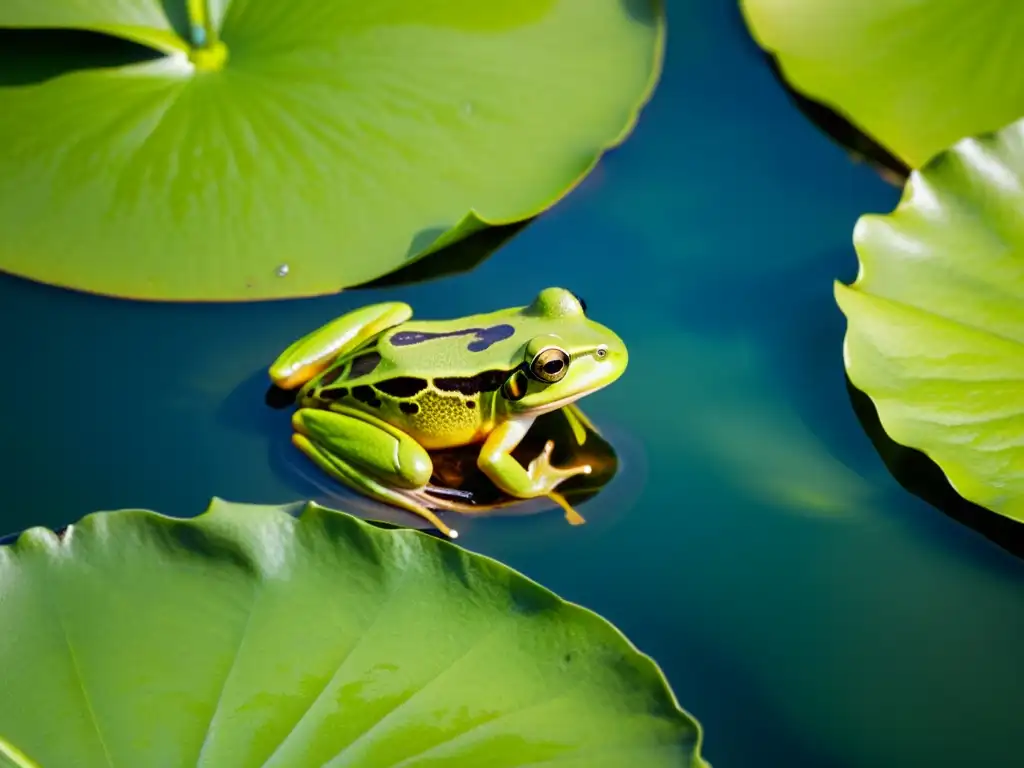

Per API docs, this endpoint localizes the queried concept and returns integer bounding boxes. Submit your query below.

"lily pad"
[835,117,1024,523]
[0,498,709,767]
[0,1,664,301]
[740,0,1024,168]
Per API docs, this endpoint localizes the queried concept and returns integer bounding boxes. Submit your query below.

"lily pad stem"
[187,0,228,71]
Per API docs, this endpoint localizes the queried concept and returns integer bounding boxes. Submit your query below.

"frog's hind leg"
[291,407,459,539]
[294,434,458,539]
[269,301,412,390]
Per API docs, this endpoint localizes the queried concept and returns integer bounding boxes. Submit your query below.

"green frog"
[268,287,628,539]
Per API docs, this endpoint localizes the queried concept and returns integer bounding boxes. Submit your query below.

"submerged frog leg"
[478,417,592,499]
[561,403,598,446]
[269,301,412,390]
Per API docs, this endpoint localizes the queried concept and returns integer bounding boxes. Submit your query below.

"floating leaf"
[740,0,1024,168]
[0,498,708,767]
[0,1,663,300]
[835,117,1024,523]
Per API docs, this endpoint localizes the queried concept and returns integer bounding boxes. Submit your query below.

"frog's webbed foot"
[528,440,592,490]
[478,422,593,515]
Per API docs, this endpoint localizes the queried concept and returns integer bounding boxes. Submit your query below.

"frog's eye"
[529,346,570,383]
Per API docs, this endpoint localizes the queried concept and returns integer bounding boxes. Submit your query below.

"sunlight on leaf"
[741,0,1024,168]
[0,0,663,300]
[836,117,1024,524]
[0,499,709,767]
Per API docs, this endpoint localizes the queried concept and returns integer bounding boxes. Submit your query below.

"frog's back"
[301,307,528,449]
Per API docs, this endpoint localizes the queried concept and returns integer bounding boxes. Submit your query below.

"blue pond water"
[3,3,1023,766]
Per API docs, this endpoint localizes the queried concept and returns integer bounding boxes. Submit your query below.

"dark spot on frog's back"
[352,385,382,408]
[375,377,428,398]
[390,324,515,352]
[348,351,382,379]
[434,369,511,395]
[400,401,420,415]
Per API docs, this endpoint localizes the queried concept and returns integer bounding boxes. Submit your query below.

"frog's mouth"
[515,386,608,418]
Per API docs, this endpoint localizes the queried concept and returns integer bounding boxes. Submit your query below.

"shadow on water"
[724,2,908,187]
[0,29,163,87]
[354,219,533,290]
[761,55,909,187]
[846,377,1024,561]
[216,366,285,439]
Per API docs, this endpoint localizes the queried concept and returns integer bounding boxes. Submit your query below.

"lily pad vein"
[257,552,420,767]
[194,582,263,766]
[44,562,115,767]
[845,285,1024,350]
[321,622,511,766]
[379,679,595,768]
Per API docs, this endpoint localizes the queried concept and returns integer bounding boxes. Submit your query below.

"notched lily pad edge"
[0,495,710,766]
[834,118,1024,524]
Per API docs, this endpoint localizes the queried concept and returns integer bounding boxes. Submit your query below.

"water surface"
[2,2,1022,766]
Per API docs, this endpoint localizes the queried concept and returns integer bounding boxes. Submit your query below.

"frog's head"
[502,287,628,415]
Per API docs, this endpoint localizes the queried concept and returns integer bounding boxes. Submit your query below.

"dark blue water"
[3,3,1022,766]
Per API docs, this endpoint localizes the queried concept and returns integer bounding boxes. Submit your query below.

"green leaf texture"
[0,0,664,300]
[0,498,708,767]
[836,117,1024,523]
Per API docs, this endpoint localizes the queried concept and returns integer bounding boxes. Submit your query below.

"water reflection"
[268,397,646,548]
[847,377,1024,561]
[3,2,1024,766]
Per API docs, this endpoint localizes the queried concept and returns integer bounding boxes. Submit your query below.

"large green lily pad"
[0,1,663,301]
[740,0,1024,168]
[835,117,1024,524]
[0,498,709,767]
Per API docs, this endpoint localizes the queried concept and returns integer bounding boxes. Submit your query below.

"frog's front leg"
[477,417,592,503]
[269,301,412,390]
[291,406,460,539]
